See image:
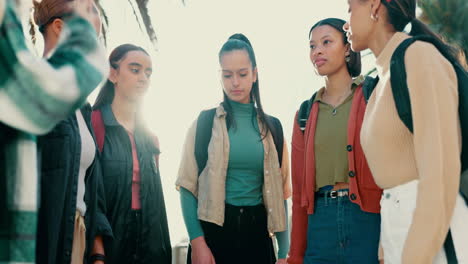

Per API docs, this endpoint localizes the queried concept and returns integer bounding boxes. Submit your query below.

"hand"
[191,237,216,264]
[276,258,287,264]
[379,260,384,264]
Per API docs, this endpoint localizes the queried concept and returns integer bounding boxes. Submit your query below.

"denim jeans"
[304,186,380,264]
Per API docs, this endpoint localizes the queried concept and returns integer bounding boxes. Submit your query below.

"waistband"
[225,203,265,215]
[315,186,349,199]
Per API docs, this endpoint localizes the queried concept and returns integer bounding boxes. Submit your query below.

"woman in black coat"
[91,43,172,264]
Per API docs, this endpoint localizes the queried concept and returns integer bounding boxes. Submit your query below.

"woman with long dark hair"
[344,0,468,262]
[288,18,382,264]
[92,43,172,264]
[177,33,291,264]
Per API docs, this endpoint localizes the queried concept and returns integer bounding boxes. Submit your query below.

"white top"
[76,110,96,216]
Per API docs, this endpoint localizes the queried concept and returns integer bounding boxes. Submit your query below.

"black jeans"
[187,204,276,264]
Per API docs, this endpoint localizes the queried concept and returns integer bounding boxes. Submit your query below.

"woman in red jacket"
[288,18,382,264]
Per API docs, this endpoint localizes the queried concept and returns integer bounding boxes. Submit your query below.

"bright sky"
[89,0,374,244]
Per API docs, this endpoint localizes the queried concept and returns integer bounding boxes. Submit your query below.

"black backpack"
[363,35,468,264]
[194,108,284,175]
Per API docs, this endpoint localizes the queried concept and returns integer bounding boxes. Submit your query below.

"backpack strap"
[194,108,217,175]
[91,110,105,153]
[389,37,420,133]
[267,116,284,168]
[297,93,317,132]
[362,75,379,103]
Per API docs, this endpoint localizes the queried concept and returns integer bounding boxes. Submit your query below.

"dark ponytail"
[218,33,271,138]
[93,44,149,109]
[381,0,460,65]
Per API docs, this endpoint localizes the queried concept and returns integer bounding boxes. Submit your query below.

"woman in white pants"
[381,181,468,263]
[342,0,468,263]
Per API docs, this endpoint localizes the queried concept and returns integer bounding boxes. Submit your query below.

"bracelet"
[90,253,106,263]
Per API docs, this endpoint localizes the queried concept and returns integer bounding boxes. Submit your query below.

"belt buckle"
[329,190,338,198]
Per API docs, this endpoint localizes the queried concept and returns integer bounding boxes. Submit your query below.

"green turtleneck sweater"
[225,99,264,205]
[180,100,289,258]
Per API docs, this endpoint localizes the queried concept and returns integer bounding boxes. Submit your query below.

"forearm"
[275,200,290,259]
[180,187,204,241]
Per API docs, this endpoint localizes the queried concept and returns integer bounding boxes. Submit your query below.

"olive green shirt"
[314,87,355,190]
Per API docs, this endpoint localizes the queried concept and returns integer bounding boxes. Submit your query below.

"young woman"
[288,18,382,264]
[0,0,108,262]
[33,1,112,263]
[176,33,291,264]
[344,0,468,263]
[92,44,172,264]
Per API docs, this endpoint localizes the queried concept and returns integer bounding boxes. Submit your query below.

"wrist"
[90,253,105,263]
[190,236,207,248]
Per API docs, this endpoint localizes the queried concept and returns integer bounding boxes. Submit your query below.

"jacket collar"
[101,104,121,127]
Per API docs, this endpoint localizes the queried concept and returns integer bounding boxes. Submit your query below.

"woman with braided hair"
[32,1,113,263]
[0,0,109,263]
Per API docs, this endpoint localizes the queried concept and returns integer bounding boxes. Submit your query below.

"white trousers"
[380,180,468,264]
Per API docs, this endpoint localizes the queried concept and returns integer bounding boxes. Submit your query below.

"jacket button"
[69,216,74,223]
[350,193,357,200]
[346,145,353,152]
[65,251,71,257]
[348,171,355,177]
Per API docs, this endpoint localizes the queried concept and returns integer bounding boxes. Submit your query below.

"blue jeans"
[304,186,380,264]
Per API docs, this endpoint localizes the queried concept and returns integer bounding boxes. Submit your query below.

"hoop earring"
[345,56,351,63]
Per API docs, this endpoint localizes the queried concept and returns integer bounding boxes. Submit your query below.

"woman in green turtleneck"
[176,33,291,264]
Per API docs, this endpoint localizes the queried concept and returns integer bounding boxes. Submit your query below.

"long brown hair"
[93,44,149,110]
[30,0,74,43]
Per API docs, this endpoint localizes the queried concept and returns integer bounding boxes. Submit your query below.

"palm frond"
[130,0,158,47]
[365,67,377,77]
[419,0,468,64]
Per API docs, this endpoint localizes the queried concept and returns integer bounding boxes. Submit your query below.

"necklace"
[322,89,353,116]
